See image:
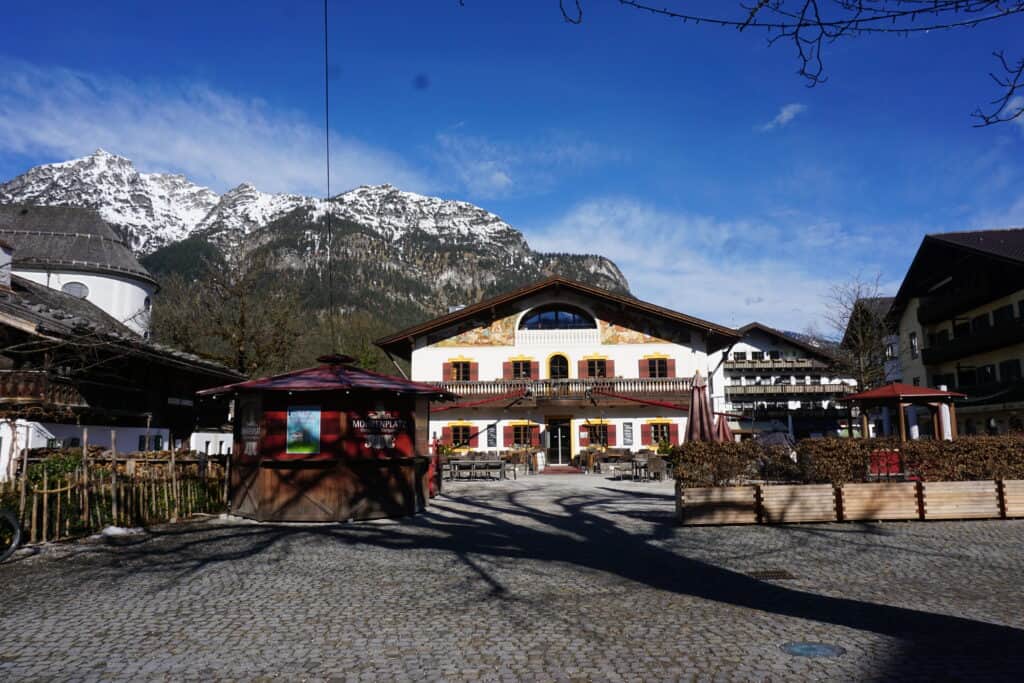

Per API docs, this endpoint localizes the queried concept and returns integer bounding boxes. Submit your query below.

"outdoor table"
[632,458,648,481]
[448,459,507,481]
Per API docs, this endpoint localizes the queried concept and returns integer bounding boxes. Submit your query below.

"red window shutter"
[503,425,513,447]
[578,360,588,378]
[502,361,513,380]
[579,425,589,447]
[605,360,615,377]
[638,359,649,378]
[669,423,680,445]
[469,428,479,448]
[530,426,540,447]
[442,362,452,381]
[441,427,452,445]
[607,424,617,446]
[666,359,676,378]
[530,361,539,379]
[469,362,479,381]
[640,423,652,445]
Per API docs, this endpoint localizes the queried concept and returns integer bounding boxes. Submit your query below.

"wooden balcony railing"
[435,376,693,399]
[725,383,854,396]
[724,358,827,371]
[0,370,87,408]
[921,319,1024,366]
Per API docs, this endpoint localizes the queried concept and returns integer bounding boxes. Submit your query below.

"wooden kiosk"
[197,355,455,522]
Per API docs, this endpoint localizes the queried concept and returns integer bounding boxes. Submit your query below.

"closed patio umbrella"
[713,414,734,443]
[684,370,715,442]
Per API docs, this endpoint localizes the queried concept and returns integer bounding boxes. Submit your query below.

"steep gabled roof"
[374,276,739,359]
[0,204,156,286]
[891,228,1024,317]
[736,322,837,361]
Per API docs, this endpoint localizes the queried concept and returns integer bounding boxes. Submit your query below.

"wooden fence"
[678,479,1024,526]
[0,459,227,546]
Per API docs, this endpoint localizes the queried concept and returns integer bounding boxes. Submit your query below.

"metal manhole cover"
[749,569,798,580]
[780,642,847,658]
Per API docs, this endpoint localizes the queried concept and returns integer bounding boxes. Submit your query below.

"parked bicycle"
[0,509,21,563]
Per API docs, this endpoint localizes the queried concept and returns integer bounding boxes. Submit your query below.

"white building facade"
[711,323,857,438]
[376,278,739,465]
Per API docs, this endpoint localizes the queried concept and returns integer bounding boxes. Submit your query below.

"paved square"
[1,474,1023,681]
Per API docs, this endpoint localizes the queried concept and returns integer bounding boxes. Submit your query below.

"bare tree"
[150,252,305,376]
[537,0,1024,125]
[825,272,892,390]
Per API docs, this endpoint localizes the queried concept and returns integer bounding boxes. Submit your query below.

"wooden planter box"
[840,482,920,521]
[680,486,758,525]
[760,484,838,524]
[1002,480,1024,518]
[921,480,1000,520]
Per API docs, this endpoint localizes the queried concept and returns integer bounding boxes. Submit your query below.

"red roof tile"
[845,382,965,402]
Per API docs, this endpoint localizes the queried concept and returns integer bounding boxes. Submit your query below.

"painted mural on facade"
[434,314,516,346]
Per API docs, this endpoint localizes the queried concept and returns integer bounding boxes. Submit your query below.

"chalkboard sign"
[487,424,497,448]
[623,422,634,446]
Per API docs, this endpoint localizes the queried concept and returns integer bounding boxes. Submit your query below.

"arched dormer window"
[519,304,596,330]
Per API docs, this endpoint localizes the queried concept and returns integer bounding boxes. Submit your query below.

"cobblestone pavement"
[2,475,1023,681]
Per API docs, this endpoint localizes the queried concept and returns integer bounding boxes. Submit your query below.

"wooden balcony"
[435,377,693,405]
[725,383,854,397]
[921,319,1024,365]
[0,370,87,408]
[724,358,827,371]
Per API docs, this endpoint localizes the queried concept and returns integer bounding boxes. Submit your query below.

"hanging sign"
[487,424,497,448]
[286,406,322,454]
[623,422,634,446]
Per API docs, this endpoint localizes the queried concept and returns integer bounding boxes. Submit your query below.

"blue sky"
[2,1,1023,333]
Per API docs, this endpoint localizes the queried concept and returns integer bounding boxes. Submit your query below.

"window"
[586,424,609,447]
[971,313,991,334]
[549,355,569,379]
[750,351,765,361]
[511,360,532,379]
[138,435,147,451]
[993,304,1015,326]
[768,350,782,360]
[909,332,919,359]
[519,305,596,330]
[731,351,747,361]
[512,425,534,446]
[204,441,211,455]
[932,372,956,389]
[912,377,920,387]
[953,320,971,338]
[958,368,977,387]
[1000,359,1022,382]
[586,359,607,378]
[69,438,80,448]
[978,364,997,384]
[61,281,89,298]
[152,435,163,451]
[650,423,671,444]
[885,343,896,360]
[451,425,472,447]
[647,358,668,378]
[451,361,471,381]
[143,296,152,311]
[46,438,60,449]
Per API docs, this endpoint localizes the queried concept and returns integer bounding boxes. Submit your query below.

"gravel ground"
[1,474,1022,681]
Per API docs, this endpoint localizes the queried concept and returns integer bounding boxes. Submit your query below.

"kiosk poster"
[351,410,409,452]
[286,406,321,454]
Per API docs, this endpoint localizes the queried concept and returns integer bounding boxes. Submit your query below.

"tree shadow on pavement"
[74,482,1024,679]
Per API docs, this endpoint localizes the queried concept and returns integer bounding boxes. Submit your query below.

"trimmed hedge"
[670,435,1024,487]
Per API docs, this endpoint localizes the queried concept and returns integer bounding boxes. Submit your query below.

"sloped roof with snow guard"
[0,204,156,286]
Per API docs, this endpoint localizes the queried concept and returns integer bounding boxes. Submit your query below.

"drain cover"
[780,642,847,658]
[749,569,798,580]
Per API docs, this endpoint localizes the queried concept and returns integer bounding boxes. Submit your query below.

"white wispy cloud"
[0,58,430,195]
[525,198,885,333]
[758,103,807,132]
[433,130,620,199]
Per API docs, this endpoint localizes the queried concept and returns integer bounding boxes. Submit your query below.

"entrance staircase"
[541,465,584,475]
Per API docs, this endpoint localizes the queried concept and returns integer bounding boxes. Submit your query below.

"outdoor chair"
[647,456,667,482]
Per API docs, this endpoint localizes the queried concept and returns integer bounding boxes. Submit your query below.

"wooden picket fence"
[0,459,228,545]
